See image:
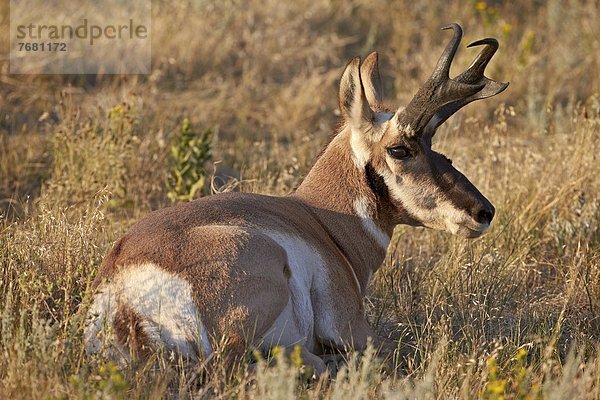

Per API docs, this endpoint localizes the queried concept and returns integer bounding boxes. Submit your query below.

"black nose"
[473,204,495,225]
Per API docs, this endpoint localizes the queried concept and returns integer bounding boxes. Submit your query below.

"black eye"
[388,146,412,159]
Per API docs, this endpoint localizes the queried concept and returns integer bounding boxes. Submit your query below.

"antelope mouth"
[458,222,490,239]
[430,218,490,238]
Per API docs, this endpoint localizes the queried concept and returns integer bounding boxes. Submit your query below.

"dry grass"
[1,0,599,398]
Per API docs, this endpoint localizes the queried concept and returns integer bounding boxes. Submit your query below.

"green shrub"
[165,119,212,203]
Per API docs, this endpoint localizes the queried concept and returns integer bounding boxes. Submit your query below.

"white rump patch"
[353,196,391,252]
[85,263,211,359]
[85,287,122,358]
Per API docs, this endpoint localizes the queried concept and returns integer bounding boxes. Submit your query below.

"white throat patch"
[352,196,391,252]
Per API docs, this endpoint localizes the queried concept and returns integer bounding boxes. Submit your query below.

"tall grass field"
[1,0,598,398]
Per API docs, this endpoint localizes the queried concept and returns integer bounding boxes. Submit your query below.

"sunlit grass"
[1,0,599,398]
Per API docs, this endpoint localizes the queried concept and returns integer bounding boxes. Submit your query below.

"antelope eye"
[388,146,412,160]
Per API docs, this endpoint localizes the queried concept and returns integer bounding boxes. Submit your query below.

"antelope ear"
[360,51,384,109]
[338,57,373,129]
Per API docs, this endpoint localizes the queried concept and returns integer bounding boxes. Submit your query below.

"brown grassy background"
[0,0,599,398]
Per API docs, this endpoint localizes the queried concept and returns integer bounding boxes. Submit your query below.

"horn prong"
[396,24,507,135]
[432,23,463,79]
[467,38,498,49]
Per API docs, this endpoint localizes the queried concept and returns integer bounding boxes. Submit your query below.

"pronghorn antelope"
[85,23,507,374]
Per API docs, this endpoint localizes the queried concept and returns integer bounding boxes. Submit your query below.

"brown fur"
[89,43,502,372]
[113,303,152,359]
[93,190,376,361]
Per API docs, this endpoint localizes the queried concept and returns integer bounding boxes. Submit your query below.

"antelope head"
[339,23,508,238]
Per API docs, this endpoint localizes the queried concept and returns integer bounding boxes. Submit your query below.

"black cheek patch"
[365,163,424,226]
[423,195,437,210]
[365,163,390,203]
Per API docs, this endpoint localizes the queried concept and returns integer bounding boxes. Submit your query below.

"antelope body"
[85,24,507,373]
